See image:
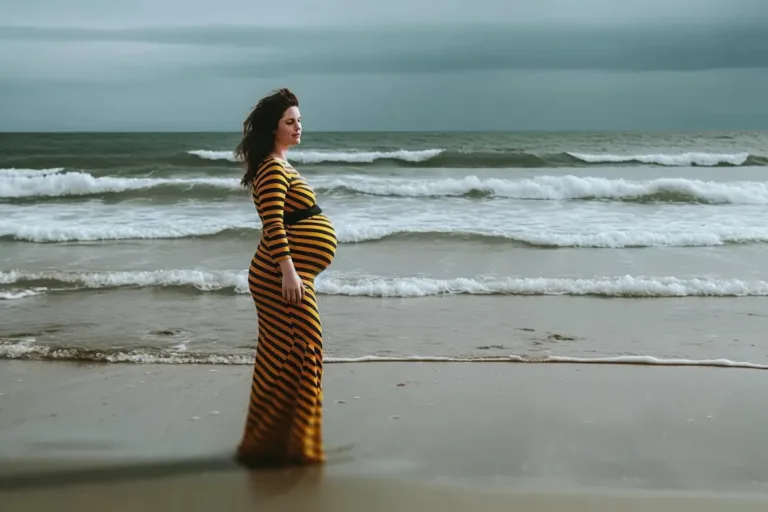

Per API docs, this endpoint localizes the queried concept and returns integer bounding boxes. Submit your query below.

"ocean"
[2,130,768,368]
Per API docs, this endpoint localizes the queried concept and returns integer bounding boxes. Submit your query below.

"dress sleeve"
[253,160,291,263]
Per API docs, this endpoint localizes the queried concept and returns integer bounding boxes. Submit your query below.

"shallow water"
[2,130,768,366]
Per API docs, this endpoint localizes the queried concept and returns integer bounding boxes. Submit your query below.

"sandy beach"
[1,360,767,510]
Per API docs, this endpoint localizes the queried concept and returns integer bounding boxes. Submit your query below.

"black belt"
[284,204,322,226]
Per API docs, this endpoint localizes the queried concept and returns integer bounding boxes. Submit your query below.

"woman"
[233,88,337,468]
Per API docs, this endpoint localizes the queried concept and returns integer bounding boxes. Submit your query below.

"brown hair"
[234,88,299,188]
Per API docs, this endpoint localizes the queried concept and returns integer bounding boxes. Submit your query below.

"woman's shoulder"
[257,157,300,178]
[256,157,287,173]
[255,158,291,182]
[253,158,298,190]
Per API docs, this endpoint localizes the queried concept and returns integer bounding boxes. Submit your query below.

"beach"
[2,360,768,510]
[3,130,768,508]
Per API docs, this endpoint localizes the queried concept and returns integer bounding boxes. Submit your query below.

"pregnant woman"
[233,88,337,468]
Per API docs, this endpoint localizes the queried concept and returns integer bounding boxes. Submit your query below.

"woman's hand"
[282,269,305,305]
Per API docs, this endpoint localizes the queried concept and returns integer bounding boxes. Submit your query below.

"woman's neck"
[270,146,289,161]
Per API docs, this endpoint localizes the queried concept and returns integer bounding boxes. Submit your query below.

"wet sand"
[5,291,768,365]
[1,360,767,510]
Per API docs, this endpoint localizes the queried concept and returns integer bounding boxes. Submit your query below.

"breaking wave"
[5,171,768,205]
[4,221,768,248]
[4,270,768,298]
[187,149,766,168]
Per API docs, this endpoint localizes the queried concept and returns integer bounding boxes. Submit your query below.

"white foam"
[0,269,244,291]
[4,270,768,298]
[3,176,768,249]
[187,150,239,162]
[334,224,768,248]
[568,152,750,167]
[0,223,245,242]
[187,149,754,167]
[314,174,768,204]
[0,171,238,198]
[4,207,768,248]
[0,288,46,300]
[318,274,768,298]
[0,339,254,365]
[6,170,768,206]
[187,148,443,164]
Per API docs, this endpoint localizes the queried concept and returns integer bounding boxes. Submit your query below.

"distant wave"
[315,175,768,204]
[186,149,767,168]
[1,338,766,369]
[4,149,764,175]
[6,171,768,205]
[188,148,443,165]
[566,152,756,167]
[4,270,768,298]
[5,222,768,248]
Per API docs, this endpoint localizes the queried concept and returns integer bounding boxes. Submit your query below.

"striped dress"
[236,157,337,467]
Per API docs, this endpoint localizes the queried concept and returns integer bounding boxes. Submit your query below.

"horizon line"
[0,128,756,135]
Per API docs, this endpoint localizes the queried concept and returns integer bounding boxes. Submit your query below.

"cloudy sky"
[1,0,766,132]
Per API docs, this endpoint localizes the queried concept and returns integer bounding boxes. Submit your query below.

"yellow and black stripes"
[237,158,337,468]
[252,161,292,263]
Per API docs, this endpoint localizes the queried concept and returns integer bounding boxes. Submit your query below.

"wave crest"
[4,223,768,248]
[6,171,768,206]
[186,148,766,168]
[567,151,752,167]
[316,175,768,204]
[4,270,768,298]
[0,171,237,199]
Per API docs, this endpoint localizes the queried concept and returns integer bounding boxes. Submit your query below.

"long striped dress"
[236,157,337,468]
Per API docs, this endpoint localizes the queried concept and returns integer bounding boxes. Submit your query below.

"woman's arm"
[253,160,304,303]
[253,161,292,266]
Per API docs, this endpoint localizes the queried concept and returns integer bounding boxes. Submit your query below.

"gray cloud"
[2,68,765,132]
[2,0,766,28]
[2,24,766,80]
[0,0,765,131]
[207,26,768,75]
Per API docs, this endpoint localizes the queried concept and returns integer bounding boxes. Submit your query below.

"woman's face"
[275,106,302,148]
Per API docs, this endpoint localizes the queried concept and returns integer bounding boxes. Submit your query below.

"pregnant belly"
[287,215,337,277]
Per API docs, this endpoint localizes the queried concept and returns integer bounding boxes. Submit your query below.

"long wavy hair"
[234,88,299,189]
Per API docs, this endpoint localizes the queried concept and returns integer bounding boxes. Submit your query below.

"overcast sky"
[1,0,766,131]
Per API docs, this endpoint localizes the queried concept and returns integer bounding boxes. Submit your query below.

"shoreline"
[6,292,768,369]
[3,349,768,369]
